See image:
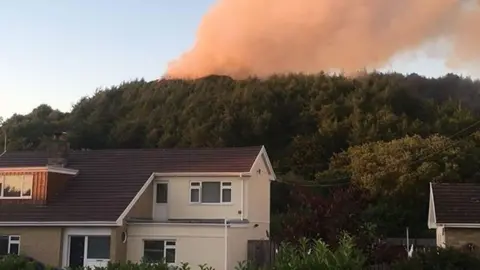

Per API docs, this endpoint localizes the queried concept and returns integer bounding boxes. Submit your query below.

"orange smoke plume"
[165,0,480,79]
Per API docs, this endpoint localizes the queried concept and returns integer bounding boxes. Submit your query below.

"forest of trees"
[2,71,480,251]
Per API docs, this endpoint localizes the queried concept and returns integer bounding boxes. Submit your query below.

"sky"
[0,0,475,120]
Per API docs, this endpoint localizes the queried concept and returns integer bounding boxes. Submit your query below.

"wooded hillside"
[3,72,480,241]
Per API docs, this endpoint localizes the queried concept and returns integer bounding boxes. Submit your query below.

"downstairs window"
[143,240,176,264]
[0,235,20,256]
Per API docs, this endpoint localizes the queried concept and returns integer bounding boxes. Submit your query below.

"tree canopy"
[3,71,480,240]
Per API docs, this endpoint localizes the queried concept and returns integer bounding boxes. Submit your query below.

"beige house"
[0,133,275,269]
[428,182,480,249]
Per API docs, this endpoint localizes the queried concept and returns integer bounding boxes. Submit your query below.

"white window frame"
[0,175,33,199]
[189,182,201,203]
[143,240,176,264]
[0,235,21,255]
[189,181,232,204]
[221,182,232,203]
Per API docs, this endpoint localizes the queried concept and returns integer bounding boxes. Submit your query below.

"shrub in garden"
[392,246,480,270]
[273,233,367,270]
[67,261,252,270]
[67,261,209,270]
[0,254,47,270]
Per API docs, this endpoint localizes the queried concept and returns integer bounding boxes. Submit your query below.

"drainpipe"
[224,218,228,270]
[240,179,244,220]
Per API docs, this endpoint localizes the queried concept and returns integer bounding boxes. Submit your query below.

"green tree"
[324,134,480,236]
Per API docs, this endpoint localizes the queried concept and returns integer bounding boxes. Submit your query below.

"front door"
[68,236,110,268]
[154,182,169,221]
[68,236,85,268]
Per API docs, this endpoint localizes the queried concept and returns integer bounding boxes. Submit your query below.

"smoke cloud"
[165,0,480,79]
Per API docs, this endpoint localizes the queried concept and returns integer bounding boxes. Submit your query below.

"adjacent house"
[428,182,480,249]
[0,133,276,269]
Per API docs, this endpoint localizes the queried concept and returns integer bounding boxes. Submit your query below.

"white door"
[68,235,110,268]
[153,182,169,221]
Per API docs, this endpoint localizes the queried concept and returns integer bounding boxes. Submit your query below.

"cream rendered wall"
[154,176,245,220]
[226,153,271,269]
[0,227,63,267]
[127,224,226,270]
[227,223,269,270]
[245,154,271,225]
[127,223,267,270]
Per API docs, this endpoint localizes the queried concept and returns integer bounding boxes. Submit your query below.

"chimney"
[47,132,69,167]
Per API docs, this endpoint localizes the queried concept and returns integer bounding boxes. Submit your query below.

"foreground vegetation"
[2,235,365,269]
[3,72,480,255]
[3,234,480,269]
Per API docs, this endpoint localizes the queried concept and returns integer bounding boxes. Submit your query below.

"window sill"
[189,202,234,206]
[144,262,177,268]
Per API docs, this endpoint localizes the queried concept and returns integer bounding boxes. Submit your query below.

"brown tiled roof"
[0,146,262,223]
[432,183,480,224]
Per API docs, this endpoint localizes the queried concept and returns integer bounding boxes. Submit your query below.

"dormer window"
[0,175,33,199]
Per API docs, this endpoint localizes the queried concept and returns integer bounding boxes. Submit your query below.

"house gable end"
[249,146,276,181]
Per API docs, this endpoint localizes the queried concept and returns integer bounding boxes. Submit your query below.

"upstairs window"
[190,182,231,203]
[155,183,168,204]
[0,175,33,199]
[0,235,20,256]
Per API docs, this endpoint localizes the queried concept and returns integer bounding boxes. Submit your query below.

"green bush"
[0,254,44,270]
[392,247,480,270]
[68,261,212,270]
[67,261,256,270]
[273,233,367,270]
[0,254,258,270]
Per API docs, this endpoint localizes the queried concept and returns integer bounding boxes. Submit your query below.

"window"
[221,182,232,202]
[190,182,231,203]
[156,183,168,203]
[0,175,33,199]
[0,235,20,256]
[190,182,200,202]
[202,182,220,203]
[143,240,176,263]
[87,236,110,259]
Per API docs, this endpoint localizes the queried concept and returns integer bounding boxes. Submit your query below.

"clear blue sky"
[0,0,473,120]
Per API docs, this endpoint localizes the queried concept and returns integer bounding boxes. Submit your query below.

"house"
[0,133,276,269]
[428,182,480,249]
